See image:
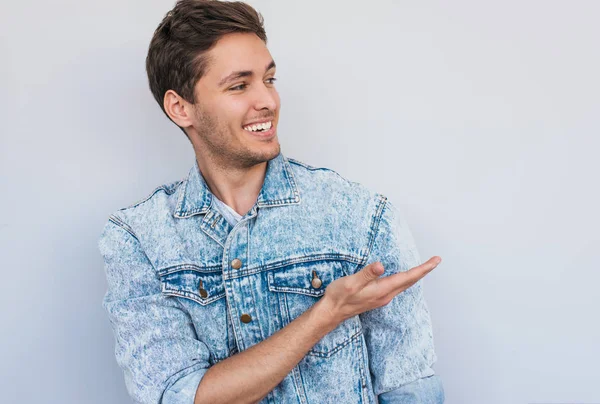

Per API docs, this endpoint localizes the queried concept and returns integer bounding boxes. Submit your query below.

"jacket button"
[240,313,252,323]
[198,280,208,298]
[311,270,322,289]
[231,258,242,269]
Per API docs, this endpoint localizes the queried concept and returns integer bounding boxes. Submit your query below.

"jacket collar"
[174,152,300,218]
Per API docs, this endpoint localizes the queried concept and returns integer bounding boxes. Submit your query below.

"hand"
[318,257,441,326]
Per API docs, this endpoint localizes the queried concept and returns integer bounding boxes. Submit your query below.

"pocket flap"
[267,260,348,297]
[160,270,225,305]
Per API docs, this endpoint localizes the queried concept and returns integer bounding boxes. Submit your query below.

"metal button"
[198,280,208,298]
[231,258,242,269]
[311,270,322,289]
[240,313,252,323]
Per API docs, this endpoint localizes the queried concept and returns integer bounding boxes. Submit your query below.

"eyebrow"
[218,60,276,87]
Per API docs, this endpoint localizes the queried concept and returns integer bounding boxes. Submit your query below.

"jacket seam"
[121,180,184,211]
[162,288,226,306]
[223,253,363,280]
[286,157,318,170]
[361,195,388,266]
[157,263,223,276]
[307,328,363,358]
[108,214,139,241]
[287,157,358,187]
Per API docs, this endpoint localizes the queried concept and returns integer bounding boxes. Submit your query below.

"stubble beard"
[193,105,280,170]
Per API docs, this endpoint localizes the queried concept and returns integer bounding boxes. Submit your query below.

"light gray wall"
[1,1,598,403]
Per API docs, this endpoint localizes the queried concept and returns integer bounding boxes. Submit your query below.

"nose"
[252,82,278,112]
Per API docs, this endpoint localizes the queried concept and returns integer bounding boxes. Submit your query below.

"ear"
[163,90,194,128]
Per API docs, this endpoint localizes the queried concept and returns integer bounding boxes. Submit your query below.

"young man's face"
[188,32,281,168]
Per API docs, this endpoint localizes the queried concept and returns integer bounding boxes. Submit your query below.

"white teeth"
[243,121,272,132]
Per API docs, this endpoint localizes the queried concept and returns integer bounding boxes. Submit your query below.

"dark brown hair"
[145,0,267,135]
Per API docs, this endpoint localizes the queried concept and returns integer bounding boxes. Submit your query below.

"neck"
[195,154,267,217]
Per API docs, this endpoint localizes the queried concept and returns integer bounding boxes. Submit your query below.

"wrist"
[311,296,341,333]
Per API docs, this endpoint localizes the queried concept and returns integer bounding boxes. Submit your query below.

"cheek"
[272,89,281,108]
[226,99,253,126]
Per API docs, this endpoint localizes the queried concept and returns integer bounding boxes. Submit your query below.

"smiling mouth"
[242,120,273,132]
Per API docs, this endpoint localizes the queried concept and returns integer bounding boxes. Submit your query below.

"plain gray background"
[1,1,598,403]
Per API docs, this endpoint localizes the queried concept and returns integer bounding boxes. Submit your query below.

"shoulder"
[285,155,389,216]
[286,155,385,199]
[121,179,184,211]
[100,177,185,238]
[286,156,365,192]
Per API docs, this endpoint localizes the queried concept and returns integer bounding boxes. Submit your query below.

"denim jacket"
[99,152,444,404]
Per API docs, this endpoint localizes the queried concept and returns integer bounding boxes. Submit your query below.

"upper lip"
[242,118,273,127]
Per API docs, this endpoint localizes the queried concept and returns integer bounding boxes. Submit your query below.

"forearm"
[193,298,337,404]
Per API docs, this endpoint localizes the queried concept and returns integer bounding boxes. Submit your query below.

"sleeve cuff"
[377,375,445,404]
[162,366,208,404]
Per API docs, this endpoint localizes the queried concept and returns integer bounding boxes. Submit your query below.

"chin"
[258,142,281,161]
[230,143,278,168]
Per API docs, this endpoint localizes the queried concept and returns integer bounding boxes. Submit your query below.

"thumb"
[358,262,384,285]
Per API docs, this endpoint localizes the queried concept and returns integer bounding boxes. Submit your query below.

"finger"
[409,256,441,279]
[401,256,441,286]
[379,256,441,295]
[355,261,385,287]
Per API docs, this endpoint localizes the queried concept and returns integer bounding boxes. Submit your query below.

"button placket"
[221,210,262,351]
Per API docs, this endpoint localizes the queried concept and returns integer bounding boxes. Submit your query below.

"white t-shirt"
[211,195,243,227]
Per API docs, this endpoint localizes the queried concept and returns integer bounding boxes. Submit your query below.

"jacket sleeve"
[359,198,444,403]
[99,216,210,404]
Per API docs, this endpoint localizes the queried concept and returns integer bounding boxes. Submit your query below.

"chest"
[146,203,370,363]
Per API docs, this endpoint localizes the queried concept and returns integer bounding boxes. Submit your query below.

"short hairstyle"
[145,0,267,136]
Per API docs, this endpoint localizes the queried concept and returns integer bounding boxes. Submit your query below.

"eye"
[266,77,277,85]
[229,83,247,91]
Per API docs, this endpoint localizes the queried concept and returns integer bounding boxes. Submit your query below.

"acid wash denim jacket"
[98,152,444,404]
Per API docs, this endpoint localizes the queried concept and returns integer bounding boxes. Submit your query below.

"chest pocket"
[159,268,235,363]
[267,260,362,358]
[160,269,226,304]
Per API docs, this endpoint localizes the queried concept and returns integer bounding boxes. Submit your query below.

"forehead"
[204,32,273,80]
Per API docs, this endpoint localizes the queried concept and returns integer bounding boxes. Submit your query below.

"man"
[99,1,444,403]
